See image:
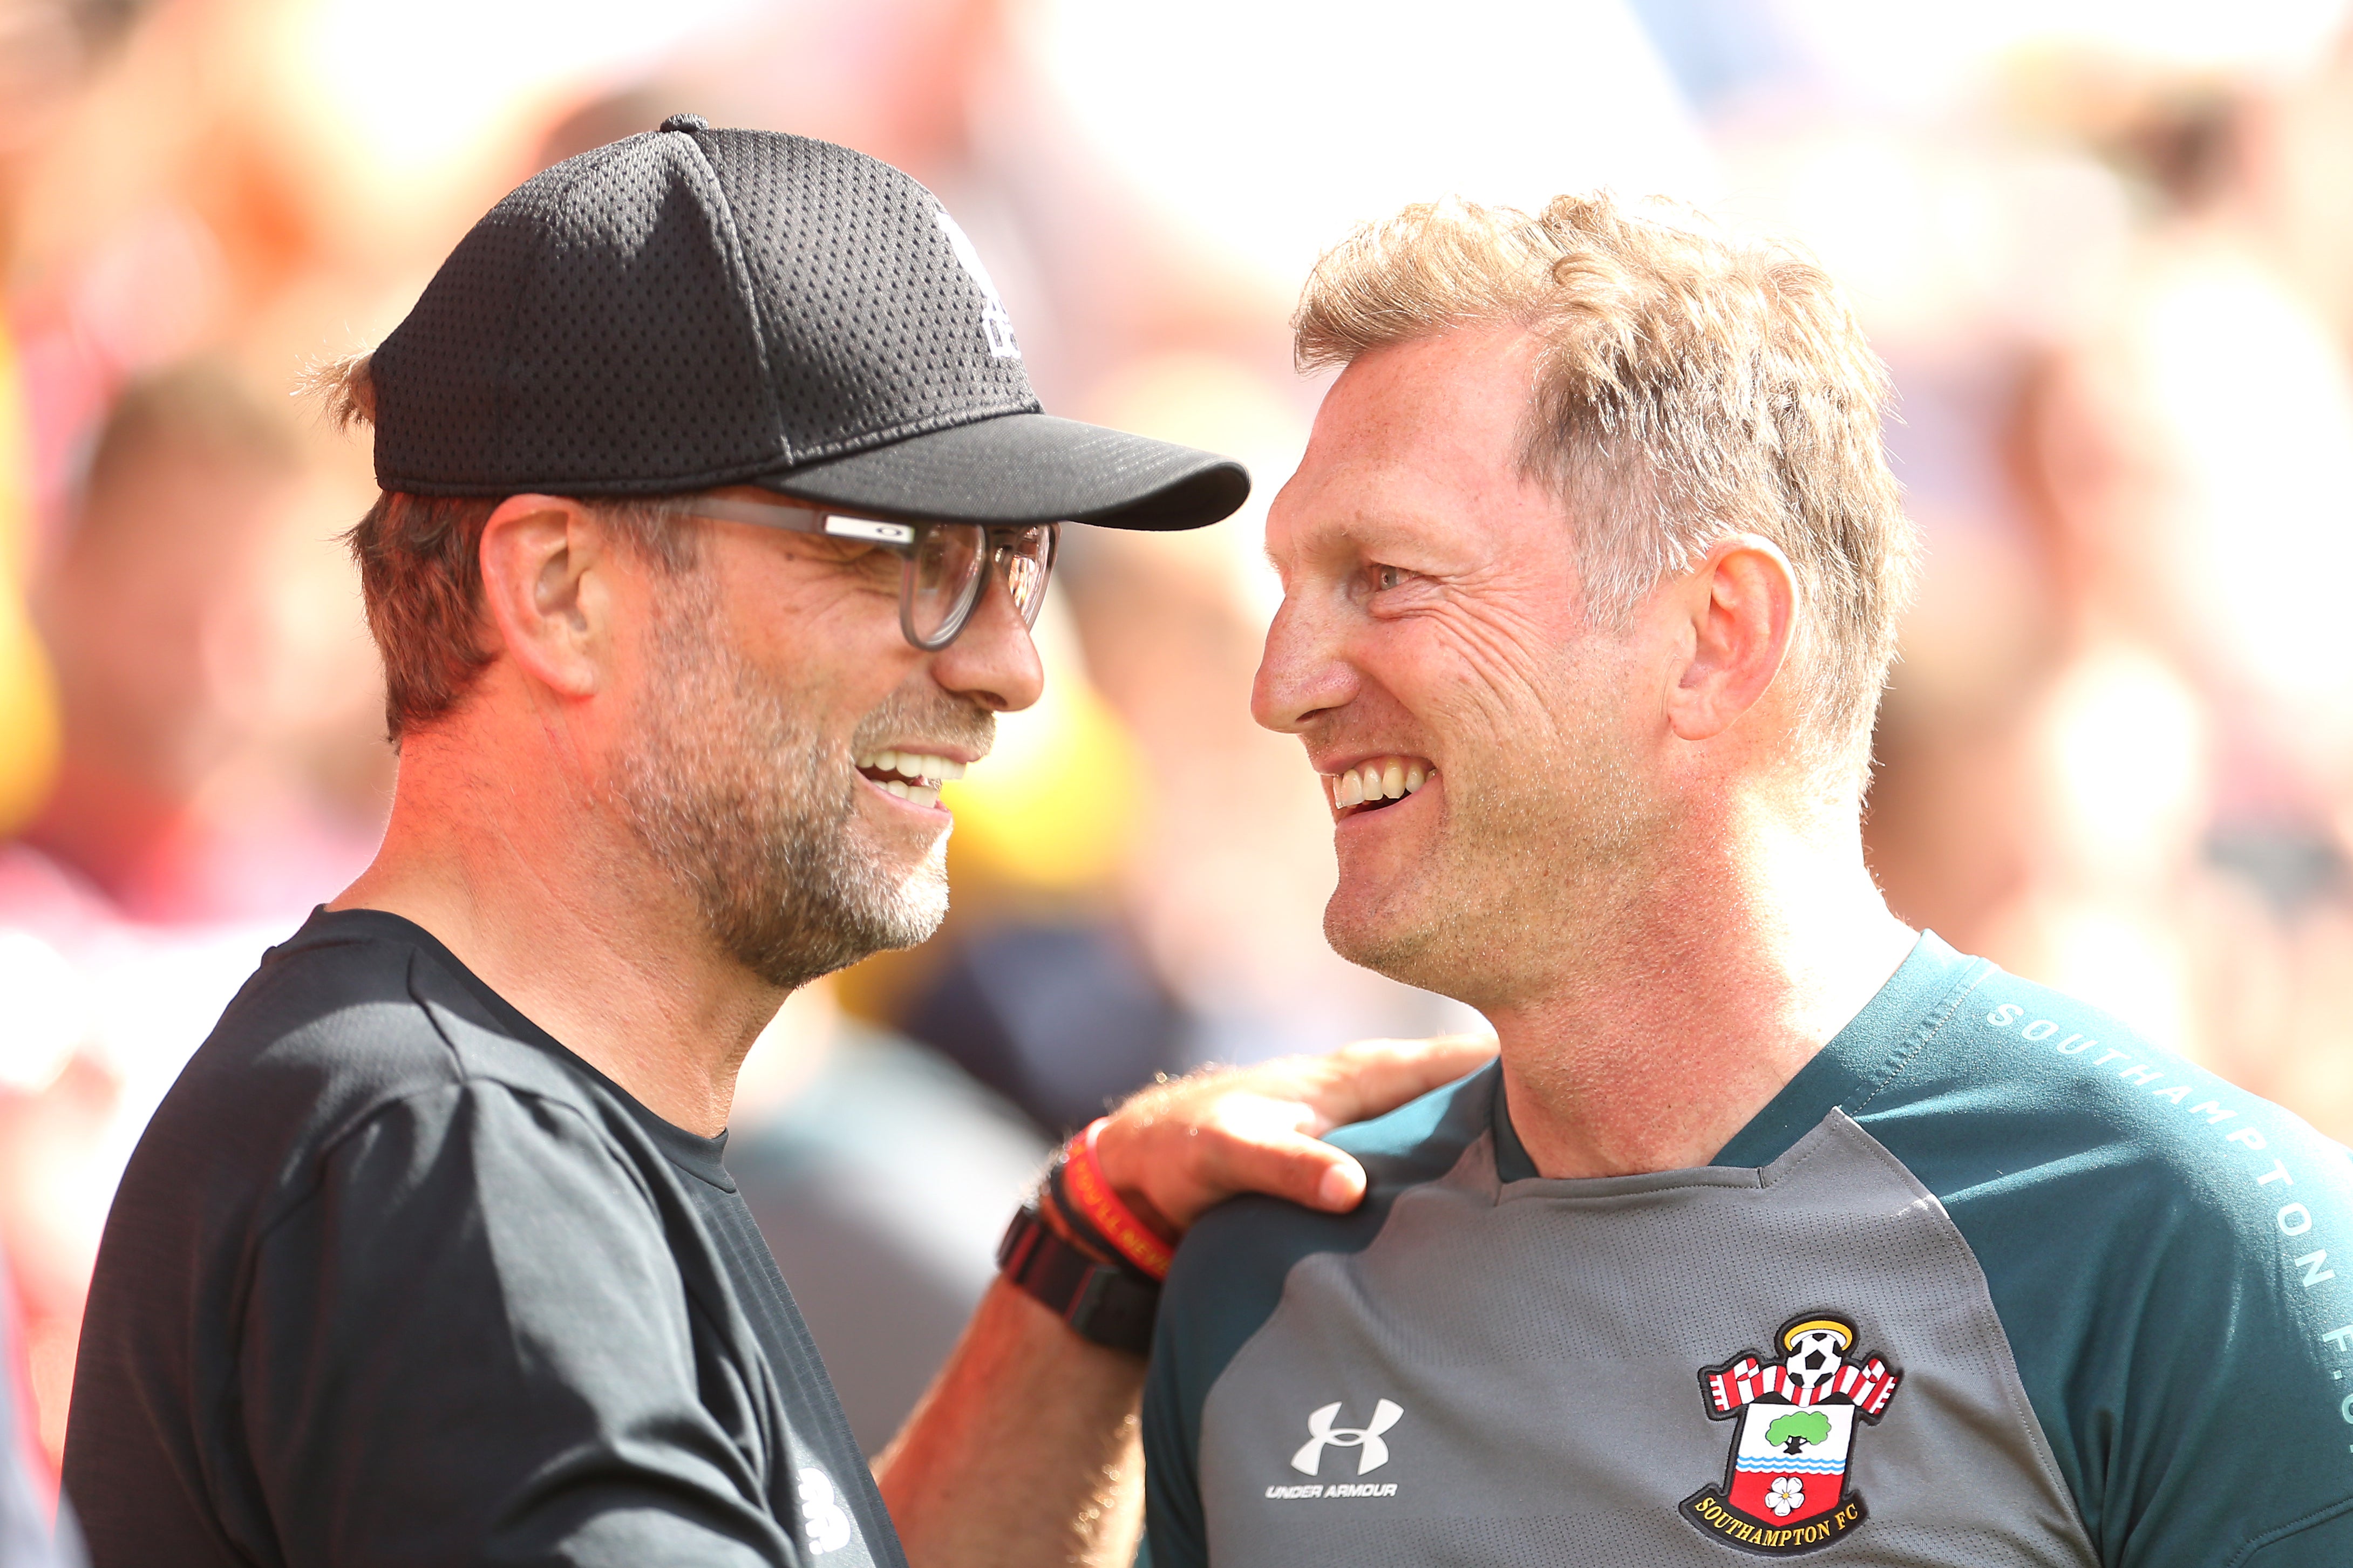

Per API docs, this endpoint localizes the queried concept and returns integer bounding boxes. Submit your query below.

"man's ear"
[1663,533,1798,744]
[477,494,611,700]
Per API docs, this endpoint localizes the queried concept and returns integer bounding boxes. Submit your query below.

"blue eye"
[1375,565,1405,591]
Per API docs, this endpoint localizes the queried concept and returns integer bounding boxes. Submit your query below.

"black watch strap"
[997,1204,1160,1355]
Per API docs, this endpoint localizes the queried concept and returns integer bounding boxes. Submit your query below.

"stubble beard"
[612,573,989,992]
[1323,704,1661,1011]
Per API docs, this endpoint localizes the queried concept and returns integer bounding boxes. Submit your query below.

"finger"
[1186,1129,1369,1220]
[1296,1034,1498,1130]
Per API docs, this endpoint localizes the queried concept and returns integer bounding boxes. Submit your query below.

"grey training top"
[1145,933,2353,1565]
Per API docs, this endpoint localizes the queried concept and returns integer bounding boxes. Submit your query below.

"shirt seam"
[243,1077,657,1259]
[242,942,657,1248]
[1845,956,1996,1119]
[1830,1112,2103,1558]
[2222,1492,2353,1568]
[327,918,738,1191]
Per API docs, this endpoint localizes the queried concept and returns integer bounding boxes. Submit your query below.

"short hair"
[1293,194,1917,790]
[309,352,698,741]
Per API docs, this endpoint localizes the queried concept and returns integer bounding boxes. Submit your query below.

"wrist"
[1056,1119,1175,1280]
[995,1202,1159,1355]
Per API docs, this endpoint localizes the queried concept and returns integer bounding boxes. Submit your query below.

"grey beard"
[613,575,989,991]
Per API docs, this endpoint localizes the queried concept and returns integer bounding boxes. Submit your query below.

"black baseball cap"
[368,115,1249,532]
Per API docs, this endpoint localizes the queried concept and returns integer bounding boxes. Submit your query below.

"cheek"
[1368,596,1596,746]
[713,565,908,699]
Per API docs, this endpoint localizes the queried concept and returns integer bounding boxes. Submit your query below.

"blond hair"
[1295,194,1916,789]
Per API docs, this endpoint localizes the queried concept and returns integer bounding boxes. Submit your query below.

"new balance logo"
[1290,1399,1404,1476]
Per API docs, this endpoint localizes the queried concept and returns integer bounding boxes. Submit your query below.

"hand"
[1090,1035,1497,1236]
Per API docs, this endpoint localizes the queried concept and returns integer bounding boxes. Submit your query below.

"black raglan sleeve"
[236,1080,803,1567]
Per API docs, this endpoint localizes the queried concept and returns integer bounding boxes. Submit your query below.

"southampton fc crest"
[1678,1311,1901,1556]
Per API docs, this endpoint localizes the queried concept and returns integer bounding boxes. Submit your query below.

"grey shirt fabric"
[63,909,901,1568]
[1194,1110,2093,1566]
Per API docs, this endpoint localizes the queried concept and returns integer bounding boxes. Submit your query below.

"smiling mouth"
[1323,755,1433,820]
[855,748,967,808]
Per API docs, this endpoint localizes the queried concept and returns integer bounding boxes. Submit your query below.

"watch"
[997,1203,1161,1355]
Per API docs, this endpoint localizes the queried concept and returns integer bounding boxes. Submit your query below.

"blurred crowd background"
[4,0,2353,1521]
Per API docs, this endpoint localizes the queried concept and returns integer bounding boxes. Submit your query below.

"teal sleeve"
[1821,974,2353,1567]
[1141,1301,1206,1568]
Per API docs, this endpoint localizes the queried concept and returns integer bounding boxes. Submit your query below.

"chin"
[863,840,950,948]
[1324,883,1437,988]
[898,865,951,942]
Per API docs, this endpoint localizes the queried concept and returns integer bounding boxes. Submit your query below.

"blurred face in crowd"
[1253,329,1672,1008]
[42,441,310,803]
[595,489,1043,990]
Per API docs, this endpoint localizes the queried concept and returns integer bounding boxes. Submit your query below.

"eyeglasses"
[675,494,1060,651]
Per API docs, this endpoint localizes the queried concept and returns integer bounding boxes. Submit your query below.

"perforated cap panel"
[699,128,1036,461]
[370,123,1246,531]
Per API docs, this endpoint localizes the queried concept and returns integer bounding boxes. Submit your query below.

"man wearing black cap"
[59,120,1487,1567]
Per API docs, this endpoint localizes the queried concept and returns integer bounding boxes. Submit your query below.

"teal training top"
[1144,933,2353,1566]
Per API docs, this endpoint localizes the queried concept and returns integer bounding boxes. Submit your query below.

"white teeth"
[908,784,939,808]
[886,780,911,799]
[1325,755,1434,812]
[860,749,965,785]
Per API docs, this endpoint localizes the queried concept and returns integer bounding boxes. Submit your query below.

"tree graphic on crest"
[1764,1409,1830,1456]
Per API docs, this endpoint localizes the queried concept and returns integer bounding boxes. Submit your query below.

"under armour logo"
[1290,1399,1404,1476]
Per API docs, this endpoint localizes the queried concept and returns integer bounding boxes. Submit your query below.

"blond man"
[1141,195,2353,1566]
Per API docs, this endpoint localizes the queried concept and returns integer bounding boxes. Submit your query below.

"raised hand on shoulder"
[1091,1034,1499,1236]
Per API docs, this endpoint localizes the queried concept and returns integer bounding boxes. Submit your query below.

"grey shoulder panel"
[1144,1066,1497,1568]
[1194,1110,2095,1566]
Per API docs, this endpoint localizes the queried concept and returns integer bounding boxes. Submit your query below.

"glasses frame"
[671,494,1060,652]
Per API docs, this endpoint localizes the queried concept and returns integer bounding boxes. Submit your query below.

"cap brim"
[757,412,1249,530]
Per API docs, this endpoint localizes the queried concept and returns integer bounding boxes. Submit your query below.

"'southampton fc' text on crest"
[1680,1311,1902,1557]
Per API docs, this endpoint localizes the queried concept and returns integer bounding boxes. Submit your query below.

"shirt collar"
[1490,930,1987,1181]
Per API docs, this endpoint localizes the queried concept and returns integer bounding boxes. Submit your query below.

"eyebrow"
[1286,508,1462,565]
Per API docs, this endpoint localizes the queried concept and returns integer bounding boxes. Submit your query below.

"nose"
[1252,584,1357,735]
[929,566,1045,713]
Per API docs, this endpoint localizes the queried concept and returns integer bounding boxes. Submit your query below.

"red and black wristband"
[998,1117,1179,1353]
[1050,1118,1175,1280]
[996,1203,1160,1355]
